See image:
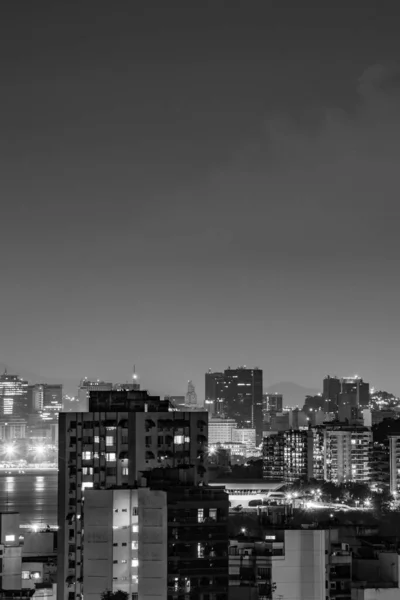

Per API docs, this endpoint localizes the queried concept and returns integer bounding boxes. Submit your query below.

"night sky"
[1,2,399,397]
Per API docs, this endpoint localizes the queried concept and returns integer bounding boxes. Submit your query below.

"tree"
[101,591,129,600]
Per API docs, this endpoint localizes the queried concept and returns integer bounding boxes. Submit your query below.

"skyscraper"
[323,375,341,412]
[223,367,263,443]
[185,379,198,406]
[57,388,210,600]
[205,370,225,415]
[323,375,370,413]
[0,370,28,416]
[340,376,370,408]
[28,383,63,417]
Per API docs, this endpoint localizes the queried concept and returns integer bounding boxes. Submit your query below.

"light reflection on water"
[0,472,57,527]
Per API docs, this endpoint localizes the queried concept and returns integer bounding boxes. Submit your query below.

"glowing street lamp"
[5,444,15,457]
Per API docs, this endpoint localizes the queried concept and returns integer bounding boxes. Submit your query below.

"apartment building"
[263,429,314,483]
[229,528,351,600]
[58,389,209,600]
[77,482,229,600]
[324,425,372,483]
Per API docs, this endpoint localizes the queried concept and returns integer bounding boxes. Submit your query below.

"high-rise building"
[208,367,263,442]
[205,370,224,415]
[185,380,198,406]
[57,388,209,600]
[323,376,341,412]
[232,427,256,448]
[340,376,370,408]
[263,429,314,483]
[389,435,400,496]
[229,528,352,600]
[324,425,372,483]
[208,417,237,445]
[82,479,229,600]
[0,371,28,416]
[263,393,283,413]
[28,384,63,418]
[76,379,113,412]
[323,375,370,413]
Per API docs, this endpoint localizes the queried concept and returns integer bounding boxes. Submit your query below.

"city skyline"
[1,3,400,398]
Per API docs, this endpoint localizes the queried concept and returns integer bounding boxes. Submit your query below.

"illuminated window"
[209,508,217,520]
[82,467,93,475]
[22,571,30,580]
[106,436,114,446]
[197,543,204,558]
[82,451,92,460]
[121,559,127,564]
[94,436,99,443]
[197,509,204,523]
[82,482,93,491]
[31,572,41,580]
[131,559,139,567]
[174,435,184,444]
[106,453,116,461]
[132,525,138,533]
[5,535,15,542]
[132,541,138,549]
[122,467,129,476]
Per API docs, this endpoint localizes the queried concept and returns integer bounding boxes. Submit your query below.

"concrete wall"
[83,490,114,600]
[271,530,325,600]
[138,488,168,600]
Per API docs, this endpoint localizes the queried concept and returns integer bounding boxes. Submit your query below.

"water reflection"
[0,473,57,527]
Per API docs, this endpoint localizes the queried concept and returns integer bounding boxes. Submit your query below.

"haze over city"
[1,2,399,397]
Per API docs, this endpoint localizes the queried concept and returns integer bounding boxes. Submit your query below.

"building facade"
[324,425,372,483]
[0,372,28,417]
[263,430,314,483]
[57,389,209,600]
[389,435,400,495]
[229,528,351,600]
[208,417,237,445]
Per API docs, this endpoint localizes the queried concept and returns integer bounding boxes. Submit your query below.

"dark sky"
[1,2,400,398]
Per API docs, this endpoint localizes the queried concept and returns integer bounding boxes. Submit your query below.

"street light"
[5,444,15,457]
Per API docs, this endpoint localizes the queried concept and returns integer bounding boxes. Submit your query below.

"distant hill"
[265,382,320,408]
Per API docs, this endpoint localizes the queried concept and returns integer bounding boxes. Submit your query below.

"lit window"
[174,435,184,444]
[184,436,190,443]
[31,572,41,580]
[132,525,138,533]
[106,453,116,461]
[106,436,114,446]
[22,571,30,580]
[131,559,139,567]
[122,467,129,476]
[197,543,204,558]
[94,436,99,443]
[5,535,15,542]
[82,467,93,475]
[132,541,138,549]
[197,509,204,523]
[121,559,127,564]
[82,451,92,460]
[82,482,93,491]
[209,508,217,520]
